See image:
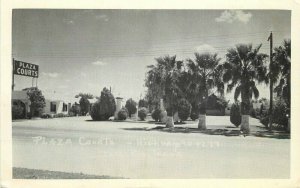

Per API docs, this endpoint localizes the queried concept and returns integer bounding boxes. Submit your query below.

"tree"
[146,55,184,128]
[145,64,164,111]
[23,87,46,117]
[70,103,81,116]
[186,52,224,130]
[125,98,137,118]
[223,44,268,133]
[138,99,148,108]
[272,39,291,131]
[273,39,290,109]
[90,87,116,121]
[75,93,93,115]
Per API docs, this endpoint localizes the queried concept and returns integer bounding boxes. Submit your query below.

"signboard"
[13,60,39,78]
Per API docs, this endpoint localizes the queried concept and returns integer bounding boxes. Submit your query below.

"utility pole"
[268,31,273,131]
[12,58,15,91]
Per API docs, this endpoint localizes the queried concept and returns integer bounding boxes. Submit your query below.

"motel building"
[12,90,71,118]
[44,99,70,115]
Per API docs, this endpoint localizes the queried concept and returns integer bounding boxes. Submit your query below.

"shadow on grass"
[121,126,290,139]
[85,119,167,125]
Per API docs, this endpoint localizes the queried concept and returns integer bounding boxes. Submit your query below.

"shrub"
[190,105,199,121]
[117,107,128,120]
[90,87,116,121]
[125,98,137,118]
[190,112,198,121]
[151,108,161,122]
[273,99,289,128]
[41,113,51,119]
[12,103,24,120]
[260,99,289,130]
[177,98,192,122]
[138,107,147,121]
[70,104,81,116]
[230,103,241,127]
[68,112,75,117]
[90,101,102,121]
[57,113,64,118]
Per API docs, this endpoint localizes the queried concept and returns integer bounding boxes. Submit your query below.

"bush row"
[41,112,76,119]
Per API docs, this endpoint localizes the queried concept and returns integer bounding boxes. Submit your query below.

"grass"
[13,167,125,179]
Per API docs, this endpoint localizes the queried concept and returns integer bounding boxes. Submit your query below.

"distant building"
[12,90,71,118]
[44,100,69,115]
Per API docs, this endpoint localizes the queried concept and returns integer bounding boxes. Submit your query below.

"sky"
[12,9,291,104]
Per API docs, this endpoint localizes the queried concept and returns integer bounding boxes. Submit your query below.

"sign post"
[12,58,15,91]
[13,60,39,78]
[12,59,39,88]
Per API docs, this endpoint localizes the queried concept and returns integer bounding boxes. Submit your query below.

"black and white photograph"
[8,8,294,180]
[1,1,299,186]
[10,9,291,179]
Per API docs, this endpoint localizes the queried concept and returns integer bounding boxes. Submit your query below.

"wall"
[44,100,68,115]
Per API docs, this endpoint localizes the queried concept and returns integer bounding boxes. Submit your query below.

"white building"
[12,90,71,117]
[44,99,70,115]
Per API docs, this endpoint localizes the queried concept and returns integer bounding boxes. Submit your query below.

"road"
[12,116,290,178]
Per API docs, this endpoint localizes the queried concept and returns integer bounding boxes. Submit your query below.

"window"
[50,102,56,113]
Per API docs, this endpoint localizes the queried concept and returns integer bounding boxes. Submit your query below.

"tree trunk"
[240,115,250,133]
[241,88,250,134]
[166,116,174,128]
[198,114,206,130]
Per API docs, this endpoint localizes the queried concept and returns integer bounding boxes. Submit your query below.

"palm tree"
[186,52,224,130]
[273,39,291,131]
[146,55,183,128]
[273,39,290,106]
[223,44,268,133]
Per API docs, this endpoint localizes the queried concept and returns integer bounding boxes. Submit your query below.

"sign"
[13,60,39,78]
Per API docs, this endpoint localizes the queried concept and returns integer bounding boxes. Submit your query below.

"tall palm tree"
[223,44,268,133]
[187,52,224,130]
[146,55,184,128]
[273,39,291,106]
[273,39,291,131]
